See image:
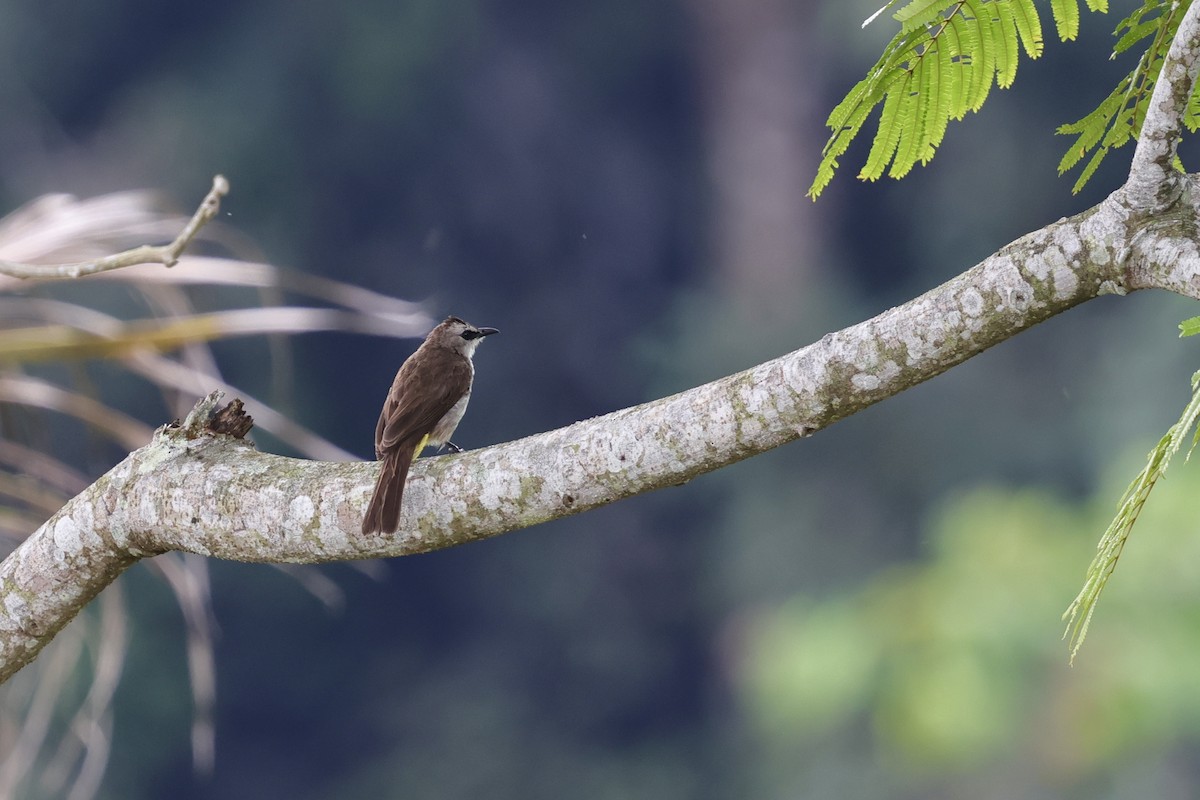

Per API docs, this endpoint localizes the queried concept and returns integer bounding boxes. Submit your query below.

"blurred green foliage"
[739,471,1200,794]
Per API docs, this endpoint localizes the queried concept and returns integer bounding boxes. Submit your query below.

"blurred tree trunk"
[688,0,823,314]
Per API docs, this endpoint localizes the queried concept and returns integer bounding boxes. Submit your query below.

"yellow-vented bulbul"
[362,316,498,534]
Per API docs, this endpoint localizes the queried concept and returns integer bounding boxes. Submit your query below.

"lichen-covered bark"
[0,196,1167,682]
[1125,2,1200,211]
[7,5,1200,685]
[0,474,138,683]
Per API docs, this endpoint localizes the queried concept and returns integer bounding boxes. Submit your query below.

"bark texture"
[6,6,1200,682]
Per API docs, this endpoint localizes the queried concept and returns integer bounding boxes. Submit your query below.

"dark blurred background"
[5,1,1200,798]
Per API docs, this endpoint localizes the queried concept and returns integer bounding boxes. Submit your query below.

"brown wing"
[364,351,471,534]
[375,350,472,457]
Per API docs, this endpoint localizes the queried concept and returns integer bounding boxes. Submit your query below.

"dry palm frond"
[0,184,428,798]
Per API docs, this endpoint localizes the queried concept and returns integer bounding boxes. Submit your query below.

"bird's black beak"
[478,327,500,336]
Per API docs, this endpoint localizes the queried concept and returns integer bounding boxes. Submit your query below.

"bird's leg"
[441,441,464,454]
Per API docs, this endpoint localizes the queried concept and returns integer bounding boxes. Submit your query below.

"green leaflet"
[929,19,957,152]
[1180,316,1200,337]
[813,0,1189,198]
[1056,0,1188,194]
[861,73,912,181]
[1065,317,1200,659]
[891,28,944,175]
[961,9,994,111]
[1008,0,1045,59]
[1052,0,1081,40]
[993,1,1021,87]
[810,0,1103,199]
[1064,365,1200,661]
[1114,0,1171,53]
[1186,88,1200,132]
[1115,16,1166,53]
[896,0,956,30]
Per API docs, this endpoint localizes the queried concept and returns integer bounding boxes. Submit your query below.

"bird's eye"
[461,330,480,340]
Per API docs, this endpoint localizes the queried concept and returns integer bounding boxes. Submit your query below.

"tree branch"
[1125,1,1200,211]
[1,186,1194,682]
[0,176,228,280]
[8,1,1200,684]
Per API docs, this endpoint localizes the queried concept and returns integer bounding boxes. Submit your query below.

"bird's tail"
[361,444,419,534]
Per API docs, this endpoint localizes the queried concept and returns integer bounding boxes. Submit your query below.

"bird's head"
[434,316,499,357]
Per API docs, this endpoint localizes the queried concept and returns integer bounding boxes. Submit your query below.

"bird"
[362,316,498,534]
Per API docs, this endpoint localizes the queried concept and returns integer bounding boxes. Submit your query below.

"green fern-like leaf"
[992,1,1022,86]
[1114,15,1167,53]
[958,11,994,110]
[861,78,910,182]
[1057,81,1129,194]
[1008,0,1045,57]
[1056,0,1184,194]
[928,21,956,153]
[1179,316,1200,337]
[1064,368,1200,661]
[810,0,1103,199]
[1114,0,1171,52]
[1071,141,1111,193]
[1051,0,1082,40]
[896,0,957,31]
[941,14,969,116]
[1185,87,1200,132]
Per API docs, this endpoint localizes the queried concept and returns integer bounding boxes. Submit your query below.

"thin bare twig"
[0,176,229,280]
